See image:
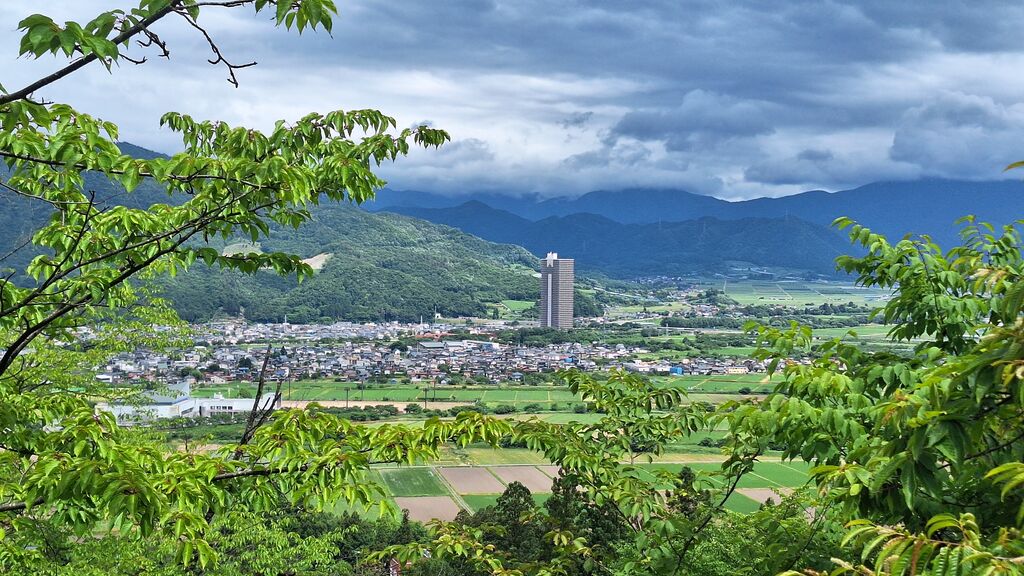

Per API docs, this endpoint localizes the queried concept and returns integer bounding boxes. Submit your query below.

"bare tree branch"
[177,12,257,88]
[234,344,274,457]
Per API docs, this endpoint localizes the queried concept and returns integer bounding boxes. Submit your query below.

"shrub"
[698,437,726,448]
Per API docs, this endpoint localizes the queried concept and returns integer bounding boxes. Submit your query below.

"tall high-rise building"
[539,252,574,329]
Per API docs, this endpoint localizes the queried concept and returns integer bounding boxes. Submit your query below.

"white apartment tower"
[539,252,574,329]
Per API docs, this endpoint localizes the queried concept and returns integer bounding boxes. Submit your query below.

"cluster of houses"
[199,319,441,345]
[99,337,768,388]
[99,339,630,387]
[95,320,771,422]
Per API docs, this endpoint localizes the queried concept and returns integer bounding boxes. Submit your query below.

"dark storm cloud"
[610,91,777,152]
[563,140,652,169]
[2,0,1023,198]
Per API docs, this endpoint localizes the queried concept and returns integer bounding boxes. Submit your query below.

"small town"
[97,318,771,418]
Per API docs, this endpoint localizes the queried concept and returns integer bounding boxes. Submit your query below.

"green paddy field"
[192,373,779,407]
[356,457,811,519]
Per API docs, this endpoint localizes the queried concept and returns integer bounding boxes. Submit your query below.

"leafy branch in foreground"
[727,216,1024,576]
[0,0,454,570]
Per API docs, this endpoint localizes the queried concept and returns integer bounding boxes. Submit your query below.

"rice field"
[200,380,764,408]
[463,493,552,512]
[374,458,811,520]
[651,373,776,394]
[634,461,813,491]
[439,467,506,494]
[378,467,450,497]
[193,381,584,406]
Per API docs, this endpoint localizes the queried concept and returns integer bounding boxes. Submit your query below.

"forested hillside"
[0,146,543,323]
[158,205,541,322]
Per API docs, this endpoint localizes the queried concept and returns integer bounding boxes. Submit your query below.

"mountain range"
[369,179,1024,251]
[5,141,1021,321]
[386,201,849,277]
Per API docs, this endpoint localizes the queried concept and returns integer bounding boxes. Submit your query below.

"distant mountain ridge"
[387,201,850,277]
[368,179,1024,248]
[9,142,1014,291]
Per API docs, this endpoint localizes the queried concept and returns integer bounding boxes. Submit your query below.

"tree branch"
[177,11,256,88]
[0,1,187,106]
[0,149,271,191]
[234,343,273,457]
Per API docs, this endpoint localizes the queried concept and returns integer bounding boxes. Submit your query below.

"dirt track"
[490,466,554,492]
[439,467,505,494]
[736,487,793,504]
[394,496,462,522]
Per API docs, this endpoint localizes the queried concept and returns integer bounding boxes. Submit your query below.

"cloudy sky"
[3,1,1024,199]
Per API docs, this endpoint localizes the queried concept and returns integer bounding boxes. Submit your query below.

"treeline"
[31,477,836,576]
[155,405,406,441]
[686,288,738,306]
[46,504,430,575]
[432,477,836,575]
[660,314,870,329]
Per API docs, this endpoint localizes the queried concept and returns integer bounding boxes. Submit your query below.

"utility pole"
[345,387,349,409]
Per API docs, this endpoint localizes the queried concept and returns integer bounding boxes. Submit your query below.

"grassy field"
[193,378,773,408]
[378,467,450,497]
[501,299,537,312]
[705,279,890,307]
[650,373,776,394]
[463,493,551,511]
